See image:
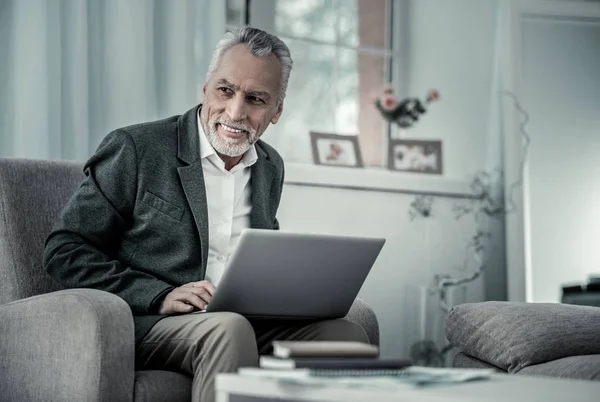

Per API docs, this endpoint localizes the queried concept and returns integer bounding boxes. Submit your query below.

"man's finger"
[170,301,195,314]
[197,281,216,296]
[183,287,212,303]
[186,280,216,296]
[195,289,212,303]
[175,290,206,310]
[159,300,193,315]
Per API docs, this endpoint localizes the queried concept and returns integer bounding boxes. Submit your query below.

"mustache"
[214,119,253,134]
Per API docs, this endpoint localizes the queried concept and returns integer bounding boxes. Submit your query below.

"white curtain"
[0,0,226,161]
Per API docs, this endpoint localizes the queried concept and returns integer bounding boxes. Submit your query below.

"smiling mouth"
[218,123,247,135]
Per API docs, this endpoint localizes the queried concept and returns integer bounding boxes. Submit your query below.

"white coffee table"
[216,371,600,402]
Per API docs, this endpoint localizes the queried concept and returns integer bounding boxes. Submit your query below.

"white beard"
[206,126,251,157]
[204,120,256,157]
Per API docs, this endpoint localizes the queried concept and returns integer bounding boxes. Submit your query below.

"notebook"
[272,341,379,359]
[240,367,411,379]
[259,356,413,371]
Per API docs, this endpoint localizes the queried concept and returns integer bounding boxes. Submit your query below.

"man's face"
[201,44,284,157]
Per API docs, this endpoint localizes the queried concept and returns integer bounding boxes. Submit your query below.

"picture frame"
[387,139,443,175]
[310,132,364,168]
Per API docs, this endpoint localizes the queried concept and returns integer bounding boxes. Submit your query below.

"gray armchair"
[0,158,380,402]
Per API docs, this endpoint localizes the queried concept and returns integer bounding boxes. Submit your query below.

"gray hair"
[205,27,293,105]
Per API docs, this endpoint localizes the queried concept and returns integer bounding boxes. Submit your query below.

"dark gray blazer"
[43,105,285,344]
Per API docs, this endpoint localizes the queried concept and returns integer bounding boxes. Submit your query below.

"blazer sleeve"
[43,130,174,315]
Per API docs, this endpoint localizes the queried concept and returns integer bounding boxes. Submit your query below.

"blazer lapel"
[250,145,276,228]
[176,106,210,276]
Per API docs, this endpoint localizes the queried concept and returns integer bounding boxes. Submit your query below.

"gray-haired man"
[44,27,368,402]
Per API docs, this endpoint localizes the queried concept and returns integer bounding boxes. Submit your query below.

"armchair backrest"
[0,158,84,304]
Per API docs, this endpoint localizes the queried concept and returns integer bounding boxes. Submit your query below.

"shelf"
[284,163,477,199]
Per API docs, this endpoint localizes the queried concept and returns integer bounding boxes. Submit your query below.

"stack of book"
[242,341,493,386]
[259,341,412,377]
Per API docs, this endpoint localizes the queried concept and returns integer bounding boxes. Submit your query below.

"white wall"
[394,0,500,178]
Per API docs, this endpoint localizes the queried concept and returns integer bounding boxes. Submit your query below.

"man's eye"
[218,87,232,94]
[248,96,264,104]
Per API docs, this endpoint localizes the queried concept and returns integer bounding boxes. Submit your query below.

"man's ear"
[202,83,207,96]
[271,101,284,124]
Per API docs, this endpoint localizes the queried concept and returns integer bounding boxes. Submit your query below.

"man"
[43,27,368,402]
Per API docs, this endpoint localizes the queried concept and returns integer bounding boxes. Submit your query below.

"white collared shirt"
[197,112,257,287]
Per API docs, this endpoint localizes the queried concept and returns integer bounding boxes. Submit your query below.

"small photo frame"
[388,139,443,174]
[310,132,364,168]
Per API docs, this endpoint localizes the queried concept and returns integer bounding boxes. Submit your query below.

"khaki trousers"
[136,312,369,402]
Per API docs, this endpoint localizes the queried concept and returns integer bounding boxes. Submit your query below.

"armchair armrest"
[344,298,380,346]
[445,301,600,373]
[0,289,135,402]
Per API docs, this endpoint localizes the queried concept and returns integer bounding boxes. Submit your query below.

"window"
[226,0,395,167]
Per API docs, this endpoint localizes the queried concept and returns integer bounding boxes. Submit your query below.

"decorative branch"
[500,91,532,213]
[440,91,531,289]
[409,195,434,220]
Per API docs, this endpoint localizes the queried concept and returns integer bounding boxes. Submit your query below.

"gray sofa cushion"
[134,371,192,402]
[453,352,504,371]
[518,355,600,381]
[446,301,600,372]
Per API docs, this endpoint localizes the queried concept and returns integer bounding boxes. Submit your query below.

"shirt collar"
[197,111,216,160]
[197,109,258,169]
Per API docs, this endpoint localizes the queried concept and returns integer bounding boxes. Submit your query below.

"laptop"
[205,229,386,319]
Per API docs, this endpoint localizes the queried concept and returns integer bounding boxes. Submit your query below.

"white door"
[506,0,600,302]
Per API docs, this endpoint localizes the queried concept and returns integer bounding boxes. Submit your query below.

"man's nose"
[225,94,247,122]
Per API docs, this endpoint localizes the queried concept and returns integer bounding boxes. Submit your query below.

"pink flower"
[428,89,440,101]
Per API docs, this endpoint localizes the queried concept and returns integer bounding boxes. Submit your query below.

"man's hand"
[159,280,216,315]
